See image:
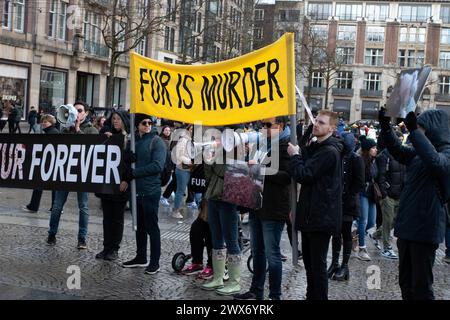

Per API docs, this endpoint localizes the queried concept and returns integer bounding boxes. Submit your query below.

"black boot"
[327,236,341,279]
[334,241,352,281]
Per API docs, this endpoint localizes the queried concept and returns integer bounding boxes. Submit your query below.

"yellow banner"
[130,33,295,126]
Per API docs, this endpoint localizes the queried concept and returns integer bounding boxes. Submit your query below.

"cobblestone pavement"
[0,187,448,300]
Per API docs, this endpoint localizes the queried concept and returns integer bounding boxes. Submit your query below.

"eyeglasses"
[140,121,152,126]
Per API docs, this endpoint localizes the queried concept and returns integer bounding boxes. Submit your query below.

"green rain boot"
[216,254,241,296]
[201,249,226,291]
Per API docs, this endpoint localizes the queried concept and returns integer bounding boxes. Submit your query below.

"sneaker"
[104,251,119,261]
[47,234,56,246]
[357,248,371,261]
[186,202,198,209]
[122,257,149,268]
[160,197,170,207]
[77,238,87,250]
[95,250,107,259]
[181,263,203,275]
[144,264,160,275]
[233,291,260,300]
[443,256,450,264]
[381,248,398,260]
[369,233,382,251]
[171,210,183,219]
[241,213,249,225]
[22,205,37,213]
[198,266,213,280]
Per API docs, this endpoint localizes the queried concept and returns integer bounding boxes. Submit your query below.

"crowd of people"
[1,101,449,300]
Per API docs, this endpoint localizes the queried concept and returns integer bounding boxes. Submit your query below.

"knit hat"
[134,113,156,127]
[359,135,377,151]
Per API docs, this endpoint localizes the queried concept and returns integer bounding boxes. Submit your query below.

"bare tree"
[84,0,177,109]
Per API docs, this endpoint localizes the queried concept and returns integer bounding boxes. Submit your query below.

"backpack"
[149,136,173,187]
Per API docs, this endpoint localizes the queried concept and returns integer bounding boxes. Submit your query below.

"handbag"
[371,178,383,203]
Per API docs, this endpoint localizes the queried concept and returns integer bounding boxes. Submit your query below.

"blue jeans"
[135,192,161,267]
[174,168,191,210]
[358,194,376,247]
[445,225,450,257]
[49,191,89,239]
[248,212,284,300]
[207,199,240,255]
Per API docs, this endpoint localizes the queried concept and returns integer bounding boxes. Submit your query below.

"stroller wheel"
[172,252,188,273]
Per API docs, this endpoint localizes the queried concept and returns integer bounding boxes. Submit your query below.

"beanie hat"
[359,135,377,151]
[134,113,156,127]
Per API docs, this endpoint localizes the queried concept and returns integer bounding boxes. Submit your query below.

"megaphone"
[221,129,263,152]
[57,104,78,128]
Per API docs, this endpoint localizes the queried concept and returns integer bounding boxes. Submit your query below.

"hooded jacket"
[132,126,167,197]
[381,109,450,244]
[342,132,365,218]
[289,135,344,235]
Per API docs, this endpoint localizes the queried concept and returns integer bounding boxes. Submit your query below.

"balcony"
[360,89,383,98]
[304,87,325,95]
[84,40,110,58]
[332,88,354,96]
[435,93,450,102]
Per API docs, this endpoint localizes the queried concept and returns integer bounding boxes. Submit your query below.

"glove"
[378,107,391,131]
[405,111,418,132]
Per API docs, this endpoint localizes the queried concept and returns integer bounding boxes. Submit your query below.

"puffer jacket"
[376,149,405,200]
[382,109,450,244]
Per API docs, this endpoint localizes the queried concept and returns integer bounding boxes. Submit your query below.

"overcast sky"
[258,0,275,4]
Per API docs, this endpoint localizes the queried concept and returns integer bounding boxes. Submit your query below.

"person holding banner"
[122,114,167,275]
[287,110,343,300]
[95,110,132,261]
[47,102,99,248]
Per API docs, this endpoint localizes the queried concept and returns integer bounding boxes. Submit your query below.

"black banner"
[0,134,124,194]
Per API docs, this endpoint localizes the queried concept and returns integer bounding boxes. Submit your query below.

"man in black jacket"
[288,110,343,300]
[379,109,450,300]
[372,132,406,259]
[234,116,291,301]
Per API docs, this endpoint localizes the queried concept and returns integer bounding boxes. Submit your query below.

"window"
[312,72,324,88]
[312,25,328,40]
[40,69,67,110]
[399,27,425,43]
[2,0,11,28]
[279,10,287,21]
[398,5,431,22]
[164,57,173,63]
[439,76,450,94]
[335,3,362,21]
[441,5,450,24]
[365,4,389,21]
[215,46,220,62]
[365,49,383,66]
[84,12,105,56]
[440,52,450,69]
[255,9,264,21]
[288,10,300,22]
[366,26,384,42]
[167,0,176,21]
[135,38,146,56]
[364,73,381,91]
[308,2,332,20]
[254,28,263,40]
[336,72,352,89]
[196,12,202,33]
[337,25,356,41]
[336,47,354,64]
[164,26,175,51]
[442,29,450,45]
[398,50,424,67]
[14,0,25,32]
[48,0,67,40]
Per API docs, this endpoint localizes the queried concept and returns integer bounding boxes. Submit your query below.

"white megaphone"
[57,104,78,128]
[221,129,263,152]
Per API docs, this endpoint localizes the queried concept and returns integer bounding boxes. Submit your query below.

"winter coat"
[132,127,167,197]
[382,109,450,245]
[289,135,344,236]
[376,149,405,200]
[42,125,59,134]
[255,137,291,221]
[342,133,365,218]
[28,110,37,125]
[204,163,226,201]
[361,156,379,201]
[175,134,193,171]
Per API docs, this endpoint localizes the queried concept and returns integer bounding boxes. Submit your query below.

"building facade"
[0,0,141,118]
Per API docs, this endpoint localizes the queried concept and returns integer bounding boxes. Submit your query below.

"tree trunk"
[106,55,118,109]
[324,72,330,110]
